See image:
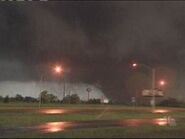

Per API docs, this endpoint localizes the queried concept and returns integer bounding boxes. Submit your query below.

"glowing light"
[46,122,63,132]
[40,109,66,114]
[132,63,137,67]
[152,118,168,126]
[159,80,166,86]
[54,65,63,74]
[152,109,170,114]
[37,122,70,133]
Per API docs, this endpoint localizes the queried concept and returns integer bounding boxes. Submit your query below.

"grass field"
[0,102,185,138]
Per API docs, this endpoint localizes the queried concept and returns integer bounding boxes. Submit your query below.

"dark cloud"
[1,2,185,101]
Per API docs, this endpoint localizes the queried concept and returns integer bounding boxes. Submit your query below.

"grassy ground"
[0,103,185,138]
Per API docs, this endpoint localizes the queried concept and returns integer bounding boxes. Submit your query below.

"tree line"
[0,94,38,103]
[0,90,108,104]
[0,93,184,107]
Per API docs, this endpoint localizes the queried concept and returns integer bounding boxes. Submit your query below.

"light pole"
[39,75,43,108]
[151,68,156,109]
[132,63,156,109]
[53,65,66,100]
[86,87,92,102]
[39,72,46,108]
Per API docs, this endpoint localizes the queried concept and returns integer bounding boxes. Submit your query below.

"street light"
[38,65,67,108]
[158,80,167,92]
[132,63,137,67]
[132,63,156,109]
[54,65,63,74]
[159,80,166,86]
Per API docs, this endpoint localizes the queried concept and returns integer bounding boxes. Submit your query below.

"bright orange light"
[159,80,166,86]
[54,65,63,74]
[38,122,68,133]
[37,121,74,133]
[152,118,168,126]
[132,63,137,67]
[152,109,170,114]
[40,109,66,114]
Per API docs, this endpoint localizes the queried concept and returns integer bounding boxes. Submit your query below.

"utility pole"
[151,68,156,109]
[63,76,66,99]
[39,75,44,108]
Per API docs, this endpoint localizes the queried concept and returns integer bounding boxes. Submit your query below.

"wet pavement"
[0,107,182,114]
[35,118,175,133]
[0,107,181,135]
[0,118,177,135]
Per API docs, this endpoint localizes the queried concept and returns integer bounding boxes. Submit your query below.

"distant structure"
[101,95,109,104]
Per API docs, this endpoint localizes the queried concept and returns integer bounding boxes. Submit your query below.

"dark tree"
[0,96,3,102]
[158,97,183,107]
[15,94,24,102]
[62,94,80,104]
[70,94,80,104]
[62,95,71,104]
[40,90,48,103]
[88,98,101,104]
[3,95,9,103]
[39,90,59,103]
[24,96,37,103]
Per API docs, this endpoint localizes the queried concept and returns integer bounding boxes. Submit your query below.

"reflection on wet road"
[123,119,146,127]
[152,109,170,114]
[34,118,170,133]
[152,118,168,126]
[39,109,66,114]
[38,108,172,115]
[36,121,74,133]
[0,117,177,135]
[0,108,180,135]
[0,107,183,114]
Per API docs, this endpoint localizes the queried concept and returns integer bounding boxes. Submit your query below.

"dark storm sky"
[1,1,185,101]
